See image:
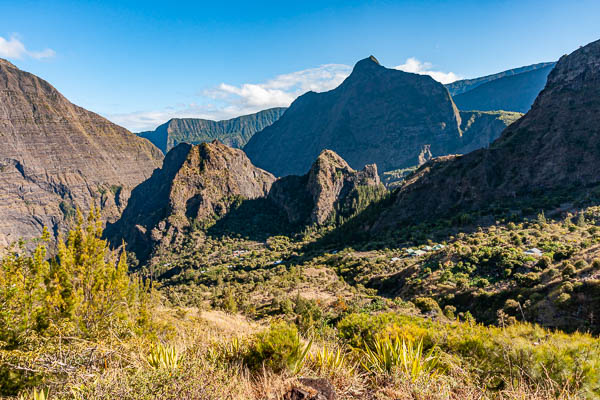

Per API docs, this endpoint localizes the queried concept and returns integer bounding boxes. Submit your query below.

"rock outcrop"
[244,56,465,176]
[105,140,276,261]
[0,59,163,246]
[374,39,600,229]
[269,150,383,225]
[137,107,286,154]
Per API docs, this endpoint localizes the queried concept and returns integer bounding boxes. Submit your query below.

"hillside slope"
[0,59,163,246]
[452,64,555,112]
[375,39,600,228]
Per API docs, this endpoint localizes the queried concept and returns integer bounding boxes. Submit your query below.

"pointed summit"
[352,55,382,73]
[0,58,17,69]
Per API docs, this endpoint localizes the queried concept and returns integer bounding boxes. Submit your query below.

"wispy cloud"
[0,34,55,60]
[205,63,352,111]
[108,64,352,132]
[107,59,461,132]
[394,57,460,84]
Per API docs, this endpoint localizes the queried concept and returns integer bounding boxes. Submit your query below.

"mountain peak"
[352,55,382,72]
[0,58,17,69]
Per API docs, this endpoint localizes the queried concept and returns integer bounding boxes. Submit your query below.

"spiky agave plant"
[147,342,180,370]
[360,336,439,381]
[289,336,313,375]
[311,345,351,374]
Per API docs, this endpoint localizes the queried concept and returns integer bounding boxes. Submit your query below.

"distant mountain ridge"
[0,59,163,247]
[452,64,555,113]
[445,62,556,96]
[137,107,286,154]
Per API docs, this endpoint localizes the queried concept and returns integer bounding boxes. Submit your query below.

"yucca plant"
[289,336,313,375]
[360,336,439,381]
[311,345,350,374]
[147,342,180,370]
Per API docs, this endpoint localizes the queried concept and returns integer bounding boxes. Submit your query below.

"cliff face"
[137,107,287,154]
[105,141,276,261]
[0,59,163,246]
[244,56,464,177]
[269,150,383,225]
[374,39,600,229]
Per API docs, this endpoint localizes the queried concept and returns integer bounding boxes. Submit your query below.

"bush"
[245,321,310,373]
[413,297,441,314]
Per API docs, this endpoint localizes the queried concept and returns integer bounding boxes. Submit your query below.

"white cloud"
[205,63,352,111]
[107,59,461,132]
[109,64,352,132]
[394,57,460,84]
[0,35,55,60]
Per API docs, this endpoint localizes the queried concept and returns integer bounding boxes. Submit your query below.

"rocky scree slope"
[0,59,163,247]
[137,107,286,154]
[374,39,600,229]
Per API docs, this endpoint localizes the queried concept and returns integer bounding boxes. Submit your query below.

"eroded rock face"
[0,59,163,246]
[374,39,600,229]
[244,56,464,177]
[105,141,276,262]
[269,150,383,225]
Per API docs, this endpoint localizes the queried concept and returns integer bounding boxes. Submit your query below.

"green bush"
[413,297,441,314]
[244,321,310,373]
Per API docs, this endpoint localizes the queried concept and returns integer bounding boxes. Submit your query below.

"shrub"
[413,297,441,314]
[245,321,311,373]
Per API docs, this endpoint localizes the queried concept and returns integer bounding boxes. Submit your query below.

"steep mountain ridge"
[0,59,163,246]
[374,39,600,229]
[244,56,465,177]
[138,107,286,153]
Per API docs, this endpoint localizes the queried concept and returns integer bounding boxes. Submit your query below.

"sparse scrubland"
[3,205,600,399]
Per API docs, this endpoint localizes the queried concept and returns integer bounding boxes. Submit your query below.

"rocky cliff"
[105,140,276,261]
[374,39,600,229]
[0,59,163,247]
[269,150,383,225]
[137,107,286,154]
[244,56,465,177]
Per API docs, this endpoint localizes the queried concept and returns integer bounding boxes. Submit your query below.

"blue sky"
[1,0,598,131]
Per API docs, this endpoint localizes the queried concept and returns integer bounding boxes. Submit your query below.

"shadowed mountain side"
[372,38,600,230]
[244,56,464,176]
[452,64,555,113]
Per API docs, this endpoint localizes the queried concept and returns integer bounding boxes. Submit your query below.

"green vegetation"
[3,201,600,398]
